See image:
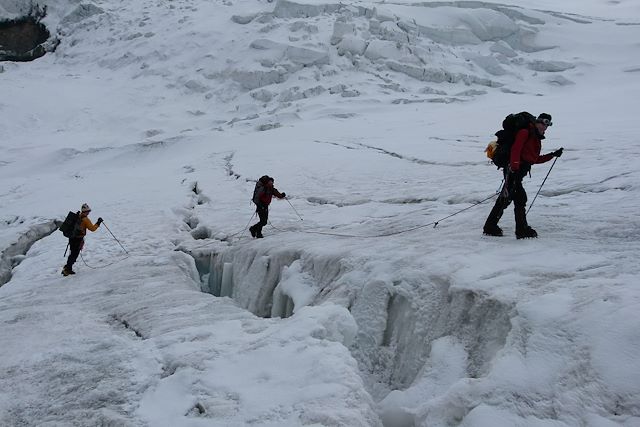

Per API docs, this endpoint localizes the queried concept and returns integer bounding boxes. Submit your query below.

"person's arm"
[537,147,562,164]
[509,129,528,171]
[83,216,100,232]
[273,188,286,199]
[536,152,554,164]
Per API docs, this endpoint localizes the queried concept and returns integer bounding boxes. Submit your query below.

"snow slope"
[1,0,640,426]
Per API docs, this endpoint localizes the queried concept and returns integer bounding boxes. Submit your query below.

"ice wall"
[19,0,589,128]
[221,0,573,111]
[188,243,513,410]
[0,219,59,286]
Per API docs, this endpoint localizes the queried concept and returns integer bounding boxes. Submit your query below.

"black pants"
[485,168,529,231]
[65,237,84,270]
[251,204,269,236]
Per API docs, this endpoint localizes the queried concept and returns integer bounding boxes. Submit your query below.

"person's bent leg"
[483,196,509,236]
[513,181,536,239]
[63,238,82,275]
[483,171,513,236]
[256,205,268,238]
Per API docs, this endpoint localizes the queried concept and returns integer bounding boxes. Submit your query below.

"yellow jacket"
[79,215,100,237]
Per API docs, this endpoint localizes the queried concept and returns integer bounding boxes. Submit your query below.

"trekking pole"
[527,157,558,215]
[285,197,303,221]
[63,242,69,257]
[101,222,129,255]
[433,192,498,228]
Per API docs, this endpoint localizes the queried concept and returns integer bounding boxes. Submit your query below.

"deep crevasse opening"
[186,244,513,423]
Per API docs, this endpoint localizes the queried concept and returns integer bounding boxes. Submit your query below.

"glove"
[281,192,286,198]
[97,217,103,225]
[553,147,564,158]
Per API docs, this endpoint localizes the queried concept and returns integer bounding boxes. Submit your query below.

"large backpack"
[59,211,82,238]
[252,175,271,205]
[486,111,535,169]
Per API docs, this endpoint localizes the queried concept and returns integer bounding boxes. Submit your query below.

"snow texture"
[1,0,640,426]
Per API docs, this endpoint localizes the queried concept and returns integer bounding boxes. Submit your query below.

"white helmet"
[81,203,91,213]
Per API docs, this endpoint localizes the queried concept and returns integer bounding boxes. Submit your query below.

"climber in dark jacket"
[483,113,563,239]
[249,175,286,238]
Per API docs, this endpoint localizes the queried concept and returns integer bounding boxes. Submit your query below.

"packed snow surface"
[1,0,639,426]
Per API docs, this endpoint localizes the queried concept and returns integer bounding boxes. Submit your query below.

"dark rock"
[0,6,51,62]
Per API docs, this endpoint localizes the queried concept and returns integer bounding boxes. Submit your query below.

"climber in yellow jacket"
[62,203,102,276]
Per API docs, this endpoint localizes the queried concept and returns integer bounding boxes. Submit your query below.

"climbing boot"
[516,226,538,239]
[256,231,264,239]
[61,266,75,276]
[483,201,506,237]
[514,205,536,239]
[249,226,257,238]
[483,224,503,237]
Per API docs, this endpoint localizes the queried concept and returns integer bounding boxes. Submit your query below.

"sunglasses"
[538,118,552,126]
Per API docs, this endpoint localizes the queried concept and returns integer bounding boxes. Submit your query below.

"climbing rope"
[268,192,499,238]
[229,211,257,239]
[177,174,548,248]
[76,221,131,270]
[79,251,130,269]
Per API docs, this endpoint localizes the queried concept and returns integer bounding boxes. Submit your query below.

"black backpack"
[252,175,271,205]
[487,111,535,169]
[59,211,81,238]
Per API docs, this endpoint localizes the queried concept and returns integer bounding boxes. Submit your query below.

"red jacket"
[257,181,284,206]
[510,125,554,171]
